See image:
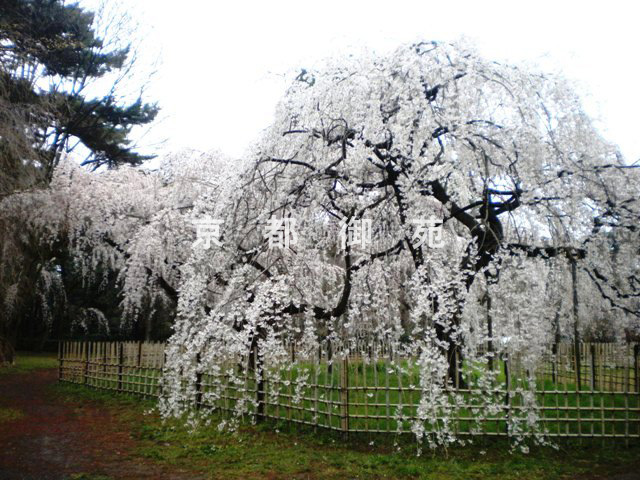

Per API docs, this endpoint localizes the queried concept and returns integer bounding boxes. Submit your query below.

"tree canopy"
[0,0,158,361]
[1,40,638,447]
[0,0,158,196]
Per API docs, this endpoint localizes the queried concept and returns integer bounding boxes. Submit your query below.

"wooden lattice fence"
[59,340,640,442]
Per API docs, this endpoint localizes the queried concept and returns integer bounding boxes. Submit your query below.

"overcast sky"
[108,0,640,162]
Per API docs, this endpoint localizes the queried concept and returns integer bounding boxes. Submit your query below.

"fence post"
[571,259,582,390]
[551,342,558,385]
[634,344,639,394]
[102,343,107,374]
[58,340,63,381]
[195,352,203,409]
[340,354,349,435]
[590,344,597,390]
[575,344,582,441]
[573,342,582,391]
[256,367,265,422]
[157,346,166,397]
[117,342,124,392]
[254,341,266,423]
[83,341,90,385]
[504,354,510,437]
[137,341,143,367]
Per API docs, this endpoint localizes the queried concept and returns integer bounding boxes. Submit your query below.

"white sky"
[109,0,639,162]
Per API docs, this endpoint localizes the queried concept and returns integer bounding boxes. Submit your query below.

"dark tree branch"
[505,243,586,260]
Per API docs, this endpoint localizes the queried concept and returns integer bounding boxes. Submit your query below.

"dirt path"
[0,368,203,480]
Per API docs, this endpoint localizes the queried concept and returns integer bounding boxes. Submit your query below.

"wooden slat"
[57,340,640,441]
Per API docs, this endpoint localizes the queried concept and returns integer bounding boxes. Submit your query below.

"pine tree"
[0,0,158,196]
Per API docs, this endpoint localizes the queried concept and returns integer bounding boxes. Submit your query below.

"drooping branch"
[505,243,586,261]
[583,267,640,318]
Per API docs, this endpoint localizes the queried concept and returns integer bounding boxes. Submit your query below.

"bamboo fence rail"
[59,340,640,442]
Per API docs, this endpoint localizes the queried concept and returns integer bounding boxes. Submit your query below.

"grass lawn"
[51,380,640,480]
[0,350,58,374]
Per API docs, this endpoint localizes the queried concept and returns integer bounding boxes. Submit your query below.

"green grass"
[0,351,58,374]
[59,357,640,437]
[205,360,640,436]
[0,406,24,423]
[51,381,640,480]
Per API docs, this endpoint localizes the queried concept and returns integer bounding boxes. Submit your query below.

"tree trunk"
[486,291,494,372]
[434,319,466,388]
[0,334,15,365]
[571,259,581,390]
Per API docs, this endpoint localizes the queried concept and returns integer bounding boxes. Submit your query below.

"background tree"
[0,0,158,362]
[0,149,228,358]
[0,0,158,192]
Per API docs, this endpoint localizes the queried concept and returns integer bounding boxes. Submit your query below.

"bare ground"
[0,368,202,480]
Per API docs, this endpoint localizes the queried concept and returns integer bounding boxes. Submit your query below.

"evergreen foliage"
[0,0,158,196]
